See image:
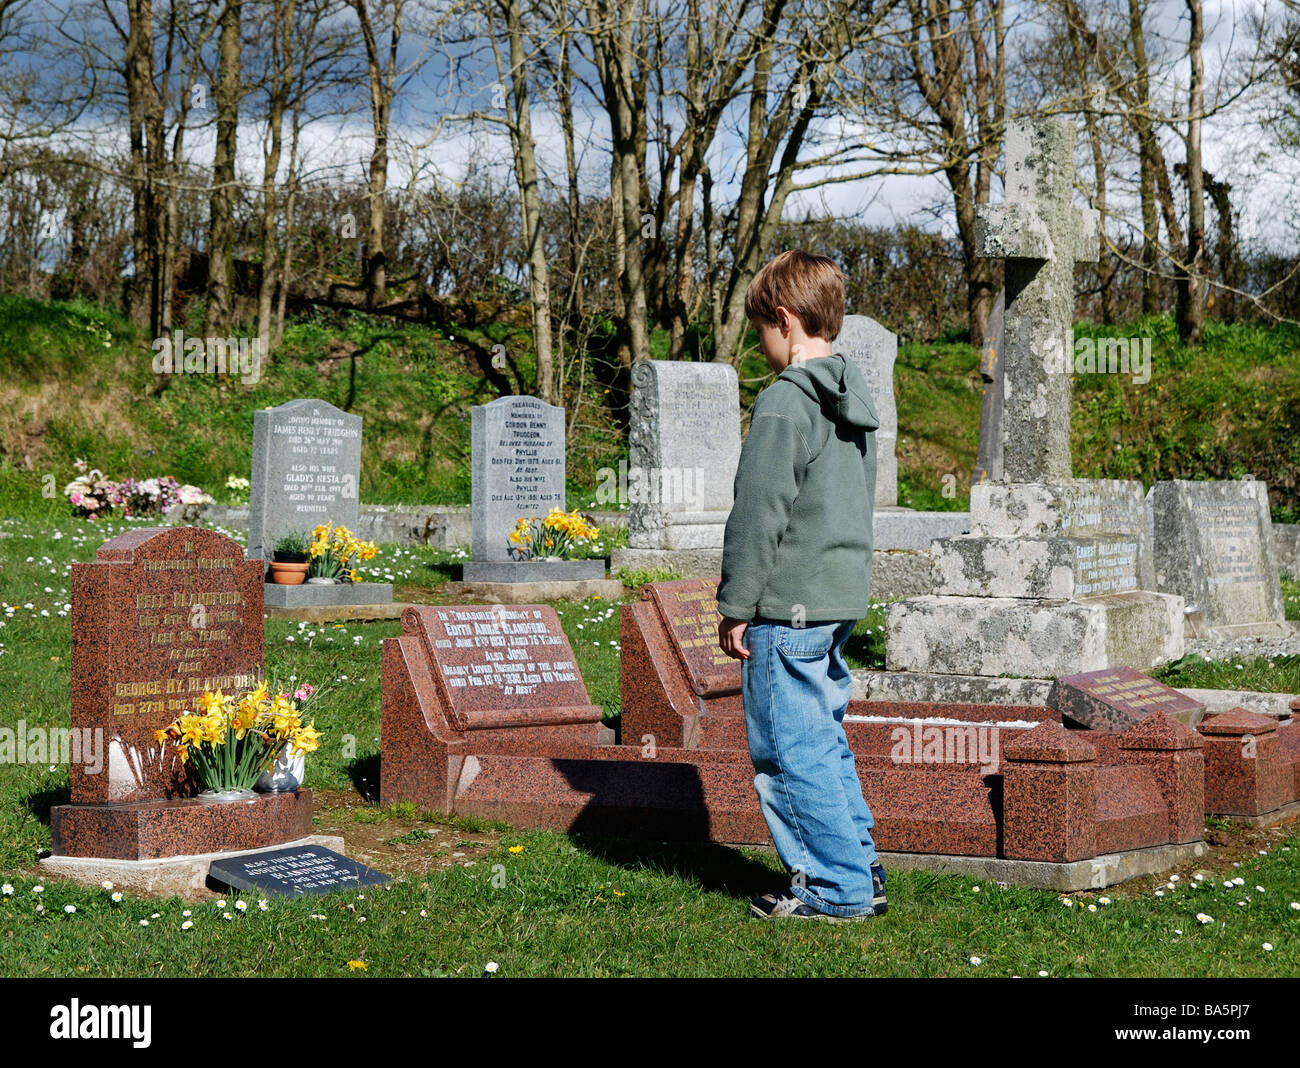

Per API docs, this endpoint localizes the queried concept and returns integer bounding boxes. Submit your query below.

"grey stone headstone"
[969,480,1156,590]
[471,395,566,562]
[208,845,390,897]
[972,288,1005,485]
[248,398,362,562]
[627,361,741,549]
[930,533,1140,599]
[836,315,898,508]
[1147,479,1287,635]
[976,120,1099,481]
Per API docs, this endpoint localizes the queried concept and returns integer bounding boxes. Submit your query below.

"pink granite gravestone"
[69,527,264,804]
[51,527,312,859]
[1050,666,1204,731]
[620,579,743,750]
[399,605,602,731]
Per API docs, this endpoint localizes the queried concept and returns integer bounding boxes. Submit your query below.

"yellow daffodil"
[291,723,322,755]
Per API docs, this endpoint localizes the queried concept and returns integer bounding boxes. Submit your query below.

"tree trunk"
[503,0,555,402]
[205,0,241,336]
[1129,0,1161,316]
[1177,0,1206,343]
[352,0,400,310]
[1205,171,1236,322]
[556,24,584,318]
[124,0,159,329]
[275,107,304,349]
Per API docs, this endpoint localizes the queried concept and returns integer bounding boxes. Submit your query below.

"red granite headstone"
[69,527,264,804]
[643,580,742,697]
[620,579,743,750]
[1049,666,1204,731]
[399,605,602,731]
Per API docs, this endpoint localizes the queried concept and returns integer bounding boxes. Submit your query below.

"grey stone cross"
[976,119,1099,482]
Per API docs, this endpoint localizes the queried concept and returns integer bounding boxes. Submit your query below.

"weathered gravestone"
[50,527,313,860]
[972,288,1006,485]
[836,315,898,508]
[1049,666,1205,731]
[249,398,392,609]
[883,120,1183,679]
[626,361,741,550]
[381,605,607,807]
[209,844,389,896]
[620,578,743,750]
[975,120,1098,482]
[465,395,600,582]
[249,398,361,560]
[1147,479,1288,636]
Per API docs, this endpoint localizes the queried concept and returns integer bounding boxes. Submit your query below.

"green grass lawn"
[1,515,1298,977]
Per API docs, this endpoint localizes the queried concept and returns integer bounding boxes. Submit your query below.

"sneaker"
[871,863,888,916]
[749,889,877,923]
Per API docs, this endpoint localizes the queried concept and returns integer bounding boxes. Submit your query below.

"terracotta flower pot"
[268,560,309,585]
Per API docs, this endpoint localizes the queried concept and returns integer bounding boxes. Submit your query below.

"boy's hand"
[718,617,750,660]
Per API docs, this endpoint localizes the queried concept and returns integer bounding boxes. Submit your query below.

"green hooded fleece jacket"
[716,352,879,623]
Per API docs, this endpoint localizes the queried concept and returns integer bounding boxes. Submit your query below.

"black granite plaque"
[208,845,390,896]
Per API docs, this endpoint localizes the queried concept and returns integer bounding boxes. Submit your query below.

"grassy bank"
[2,295,1298,521]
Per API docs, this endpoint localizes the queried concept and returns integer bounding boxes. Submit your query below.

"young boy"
[716,249,885,922]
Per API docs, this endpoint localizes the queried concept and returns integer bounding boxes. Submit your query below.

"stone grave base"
[639,511,730,550]
[855,669,1054,706]
[884,591,1183,677]
[384,723,1213,888]
[872,508,970,551]
[1200,620,1295,639]
[262,580,394,609]
[50,789,314,860]
[447,578,625,605]
[1180,689,1297,720]
[611,546,722,579]
[874,840,1210,892]
[263,601,412,623]
[39,835,345,902]
[462,560,606,582]
[1217,797,1300,826]
[611,547,934,599]
[855,671,1296,731]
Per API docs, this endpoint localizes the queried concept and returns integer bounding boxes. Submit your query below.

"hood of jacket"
[777,353,880,431]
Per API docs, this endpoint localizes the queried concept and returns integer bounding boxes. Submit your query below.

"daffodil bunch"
[154,681,324,792]
[506,507,600,561]
[308,522,379,580]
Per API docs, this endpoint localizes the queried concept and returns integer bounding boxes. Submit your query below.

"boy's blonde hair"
[744,249,845,341]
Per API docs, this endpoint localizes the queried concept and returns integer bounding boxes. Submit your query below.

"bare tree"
[1176,0,1206,341]
[249,0,353,351]
[351,0,436,309]
[485,0,556,401]
[204,0,244,335]
[859,0,1005,346]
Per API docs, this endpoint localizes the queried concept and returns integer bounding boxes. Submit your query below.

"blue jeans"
[742,618,878,917]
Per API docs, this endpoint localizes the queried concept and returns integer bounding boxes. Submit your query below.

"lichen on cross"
[976,119,1100,483]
